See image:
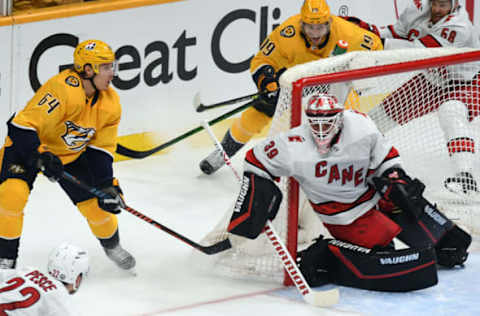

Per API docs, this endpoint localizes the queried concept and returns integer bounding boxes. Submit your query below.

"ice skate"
[199,148,225,175]
[199,130,244,175]
[444,172,478,195]
[0,258,15,269]
[104,244,136,273]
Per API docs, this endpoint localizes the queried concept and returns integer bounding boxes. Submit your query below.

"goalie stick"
[61,171,232,255]
[194,90,273,112]
[116,101,253,159]
[202,121,340,307]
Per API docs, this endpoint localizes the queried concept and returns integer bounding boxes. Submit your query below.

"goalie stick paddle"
[116,101,254,159]
[264,222,340,307]
[60,171,232,255]
[202,121,340,307]
[194,90,270,112]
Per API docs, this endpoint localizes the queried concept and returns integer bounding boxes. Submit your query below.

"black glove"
[36,151,63,182]
[253,66,286,117]
[97,178,125,214]
[373,167,425,218]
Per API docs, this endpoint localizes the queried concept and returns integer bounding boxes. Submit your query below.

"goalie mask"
[305,94,344,154]
[47,242,89,291]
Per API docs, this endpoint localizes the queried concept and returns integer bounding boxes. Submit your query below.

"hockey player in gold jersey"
[199,0,383,175]
[0,39,135,271]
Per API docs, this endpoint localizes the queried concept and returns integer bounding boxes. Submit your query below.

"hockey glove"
[35,149,64,182]
[252,66,285,117]
[373,167,425,218]
[97,178,125,214]
[341,16,380,38]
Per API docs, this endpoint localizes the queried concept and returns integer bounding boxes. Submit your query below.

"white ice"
[16,143,480,316]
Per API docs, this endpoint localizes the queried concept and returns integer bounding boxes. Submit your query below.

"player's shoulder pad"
[345,109,378,132]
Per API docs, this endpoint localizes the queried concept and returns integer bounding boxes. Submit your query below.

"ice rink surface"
[16,144,480,316]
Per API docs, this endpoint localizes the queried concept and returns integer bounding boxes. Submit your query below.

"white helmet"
[304,94,344,154]
[429,0,459,12]
[47,242,89,290]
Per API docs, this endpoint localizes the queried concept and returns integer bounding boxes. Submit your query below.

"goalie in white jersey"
[0,243,89,315]
[346,0,480,195]
[227,93,471,292]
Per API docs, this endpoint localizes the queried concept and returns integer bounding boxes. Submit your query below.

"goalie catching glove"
[227,172,282,239]
[373,167,426,218]
[97,178,125,214]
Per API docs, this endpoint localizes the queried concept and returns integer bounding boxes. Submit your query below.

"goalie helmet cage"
[196,48,480,286]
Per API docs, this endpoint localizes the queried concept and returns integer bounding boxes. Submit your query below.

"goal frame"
[283,50,480,285]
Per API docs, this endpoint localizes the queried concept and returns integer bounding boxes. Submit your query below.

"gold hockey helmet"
[73,39,115,74]
[301,0,331,24]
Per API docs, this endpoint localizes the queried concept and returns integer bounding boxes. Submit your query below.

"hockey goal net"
[195,47,480,285]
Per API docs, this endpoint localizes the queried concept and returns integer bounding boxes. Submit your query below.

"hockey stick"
[194,90,269,113]
[202,121,340,307]
[116,101,254,159]
[61,171,232,255]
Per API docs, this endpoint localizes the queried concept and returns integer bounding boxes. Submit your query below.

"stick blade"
[304,288,340,307]
[199,238,232,255]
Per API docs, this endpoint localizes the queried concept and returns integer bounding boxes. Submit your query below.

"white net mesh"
[195,47,480,284]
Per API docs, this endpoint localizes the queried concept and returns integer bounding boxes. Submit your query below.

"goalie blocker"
[228,172,282,239]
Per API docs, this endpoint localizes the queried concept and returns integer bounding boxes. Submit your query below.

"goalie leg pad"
[390,200,456,247]
[327,240,438,292]
[297,235,332,287]
[435,225,472,268]
[228,172,282,239]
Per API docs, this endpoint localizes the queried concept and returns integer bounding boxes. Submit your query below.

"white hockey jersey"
[379,0,480,49]
[0,267,73,316]
[244,110,402,226]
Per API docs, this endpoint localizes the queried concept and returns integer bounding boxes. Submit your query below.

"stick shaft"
[196,92,262,112]
[116,101,253,159]
[61,171,231,255]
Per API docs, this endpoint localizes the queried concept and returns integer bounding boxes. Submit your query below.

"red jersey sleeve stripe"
[245,149,278,181]
[387,25,407,39]
[419,35,442,47]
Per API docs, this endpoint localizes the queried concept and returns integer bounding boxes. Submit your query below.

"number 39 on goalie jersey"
[0,267,73,316]
[244,110,402,226]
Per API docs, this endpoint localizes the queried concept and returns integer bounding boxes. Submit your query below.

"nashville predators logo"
[65,76,80,87]
[8,164,25,175]
[61,121,96,151]
[280,25,296,38]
